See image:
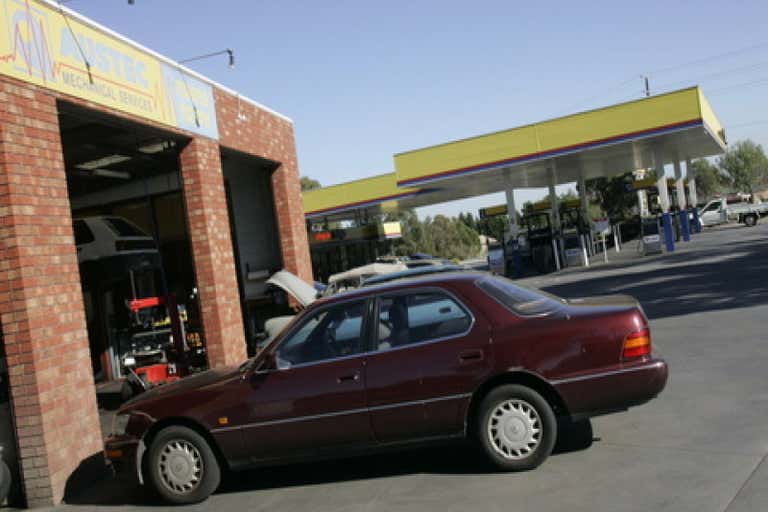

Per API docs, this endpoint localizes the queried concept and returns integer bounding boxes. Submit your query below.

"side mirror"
[276,355,292,371]
[254,352,291,375]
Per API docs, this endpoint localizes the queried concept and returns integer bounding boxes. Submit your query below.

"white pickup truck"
[698,198,768,228]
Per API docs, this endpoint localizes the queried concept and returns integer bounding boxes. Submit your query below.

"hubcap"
[487,399,542,460]
[157,440,203,494]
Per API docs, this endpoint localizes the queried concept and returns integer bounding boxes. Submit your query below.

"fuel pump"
[559,204,591,267]
[522,210,557,274]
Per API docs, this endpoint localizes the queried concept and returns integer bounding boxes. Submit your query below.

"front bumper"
[552,358,668,418]
[105,434,142,482]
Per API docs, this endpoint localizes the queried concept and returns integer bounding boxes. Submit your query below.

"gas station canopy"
[304,87,726,221]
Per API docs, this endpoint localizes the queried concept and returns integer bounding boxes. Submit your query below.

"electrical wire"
[176,68,201,128]
[728,120,768,129]
[554,76,639,115]
[653,60,768,91]
[57,1,93,84]
[646,40,768,76]
[559,40,768,112]
[707,76,768,95]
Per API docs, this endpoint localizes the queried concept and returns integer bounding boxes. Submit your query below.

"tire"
[146,426,220,505]
[0,459,11,505]
[744,214,757,227]
[476,385,557,471]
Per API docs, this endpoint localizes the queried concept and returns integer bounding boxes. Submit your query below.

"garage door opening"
[59,101,206,389]
[221,148,290,354]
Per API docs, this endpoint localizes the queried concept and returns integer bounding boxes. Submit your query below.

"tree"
[689,158,729,200]
[386,209,481,260]
[718,140,768,196]
[423,215,481,260]
[458,212,477,232]
[476,215,508,240]
[300,176,321,191]
[588,172,638,222]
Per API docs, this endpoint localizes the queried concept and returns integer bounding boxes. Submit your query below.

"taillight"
[623,327,651,360]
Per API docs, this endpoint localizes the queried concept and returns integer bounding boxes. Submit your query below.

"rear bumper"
[552,358,668,419]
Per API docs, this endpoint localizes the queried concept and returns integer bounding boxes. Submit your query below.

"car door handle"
[459,349,484,364]
[337,372,360,383]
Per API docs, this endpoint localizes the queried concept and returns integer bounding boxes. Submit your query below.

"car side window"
[376,292,471,351]
[276,301,366,366]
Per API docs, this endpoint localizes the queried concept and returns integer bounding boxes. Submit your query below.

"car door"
[365,288,491,443]
[241,298,373,461]
[700,201,723,226]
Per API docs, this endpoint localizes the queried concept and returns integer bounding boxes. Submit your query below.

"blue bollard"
[678,210,690,241]
[511,241,524,278]
[691,207,701,233]
[661,213,675,252]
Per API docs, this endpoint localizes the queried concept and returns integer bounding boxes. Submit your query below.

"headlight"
[111,413,131,435]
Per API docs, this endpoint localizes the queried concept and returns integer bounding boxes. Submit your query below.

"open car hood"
[328,262,407,283]
[266,270,318,308]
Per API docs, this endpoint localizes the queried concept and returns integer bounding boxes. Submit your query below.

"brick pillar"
[271,152,312,283]
[0,82,103,506]
[179,137,246,368]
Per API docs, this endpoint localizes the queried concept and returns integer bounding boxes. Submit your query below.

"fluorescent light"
[76,154,131,170]
[92,169,131,180]
[138,141,176,154]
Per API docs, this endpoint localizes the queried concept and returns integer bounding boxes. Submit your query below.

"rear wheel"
[146,426,220,505]
[743,214,757,227]
[476,385,556,471]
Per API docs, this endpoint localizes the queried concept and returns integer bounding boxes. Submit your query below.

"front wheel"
[146,426,221,505]
[0,459,11,504]
[477,385,557,471]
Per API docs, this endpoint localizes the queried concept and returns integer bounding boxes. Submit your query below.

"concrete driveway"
[53,223,768,512]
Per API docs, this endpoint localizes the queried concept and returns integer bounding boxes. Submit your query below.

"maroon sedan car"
[105,272,667,504]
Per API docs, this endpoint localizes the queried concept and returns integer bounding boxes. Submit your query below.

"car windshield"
[477,275,563,316]
[104,217,148,237]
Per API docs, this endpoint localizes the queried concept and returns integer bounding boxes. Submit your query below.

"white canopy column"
[674,159,691,241]
[655,147,675,252]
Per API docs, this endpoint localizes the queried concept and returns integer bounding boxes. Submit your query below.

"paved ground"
[52,223,768,511]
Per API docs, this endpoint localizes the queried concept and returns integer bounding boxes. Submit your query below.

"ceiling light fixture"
[138,141,176,154]
[76,154,131,170]
[91,169,131,180]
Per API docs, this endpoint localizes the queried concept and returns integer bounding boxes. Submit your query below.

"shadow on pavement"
[64,420,594,506]
[542,237,768,320]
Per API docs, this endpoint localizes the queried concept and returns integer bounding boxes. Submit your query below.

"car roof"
[313,270,489,305]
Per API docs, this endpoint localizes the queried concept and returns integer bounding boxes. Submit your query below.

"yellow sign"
[381,221,402,239]
[0,0,218,138]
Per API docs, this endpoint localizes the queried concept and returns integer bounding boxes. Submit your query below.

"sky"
[65,0,768,218]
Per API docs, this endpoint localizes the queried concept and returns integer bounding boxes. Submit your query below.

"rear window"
[104,217,148,237]
[477,275,562,316]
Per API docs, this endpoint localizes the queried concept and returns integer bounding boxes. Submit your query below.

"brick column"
[0,81,103,506]
[271,156,313,283]
[212,88,313,284]
[179,137,246,368]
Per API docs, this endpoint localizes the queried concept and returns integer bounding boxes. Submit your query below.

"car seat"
[388,298,410,347]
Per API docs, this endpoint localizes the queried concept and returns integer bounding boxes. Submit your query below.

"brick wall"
[0,67,310,506]
[179,138,247,367]
[0,81,102,507]
[214,90,313,283]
